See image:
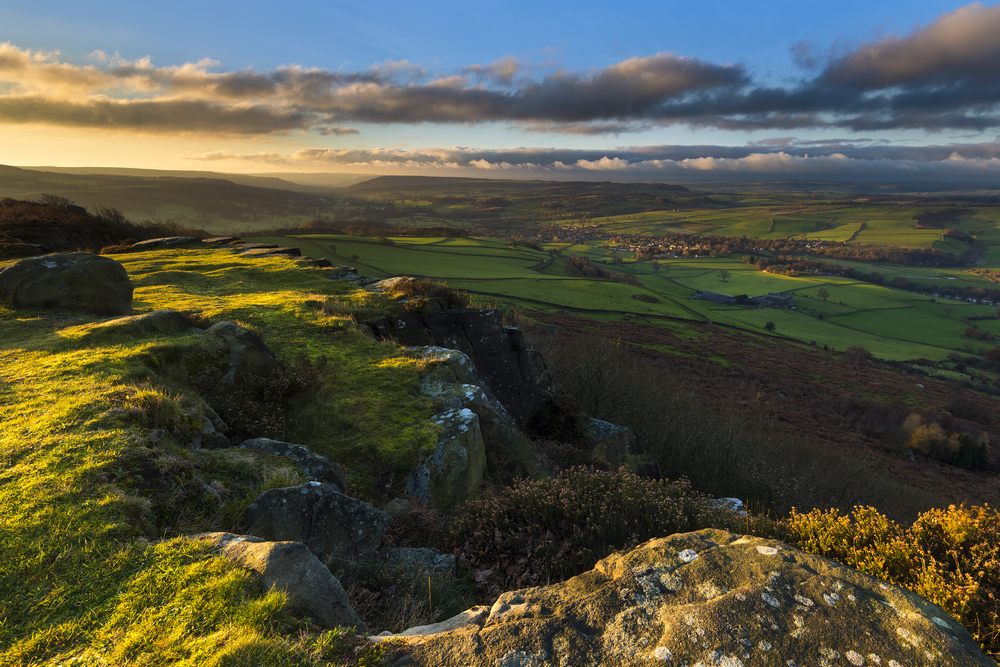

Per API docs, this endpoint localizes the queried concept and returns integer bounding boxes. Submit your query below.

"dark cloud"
[0,95,315,134]
[4,4,1000,135]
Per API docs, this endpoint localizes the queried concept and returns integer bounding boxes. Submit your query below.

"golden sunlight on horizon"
[0,125,366,174]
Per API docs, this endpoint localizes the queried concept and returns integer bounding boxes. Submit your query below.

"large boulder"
[196,532,364,630]
[245,482,390,563]
[0,252,132,314]
[382,529,992,666]
[240,438,346,489]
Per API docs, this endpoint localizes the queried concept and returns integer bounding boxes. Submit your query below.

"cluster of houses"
[692,290,795,308]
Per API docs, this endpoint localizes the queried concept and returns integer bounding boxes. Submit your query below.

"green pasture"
[255,234,1000,363]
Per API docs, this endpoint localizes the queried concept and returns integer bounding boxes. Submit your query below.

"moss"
[0,249,438,664]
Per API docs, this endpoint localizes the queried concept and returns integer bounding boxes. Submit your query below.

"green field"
[254,234,1000,366]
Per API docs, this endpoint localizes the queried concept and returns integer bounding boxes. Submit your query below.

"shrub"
[449,467,741,595]
[902,413,990,470]
[387,277,469,311]
[784,504,1000,657]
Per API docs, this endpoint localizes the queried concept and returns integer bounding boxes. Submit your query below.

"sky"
[2,0,1000,183]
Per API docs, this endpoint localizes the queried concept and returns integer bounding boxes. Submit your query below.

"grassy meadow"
[0,249,437,664]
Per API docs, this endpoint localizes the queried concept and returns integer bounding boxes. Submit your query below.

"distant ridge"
[346,174,692,194]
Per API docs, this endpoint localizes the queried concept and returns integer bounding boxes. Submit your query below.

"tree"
[764,321,776,332]
[719,269,731,283]
[37,193,74,208]
[817,287,830,302]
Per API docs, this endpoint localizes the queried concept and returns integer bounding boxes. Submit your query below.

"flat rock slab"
[130,236,198,250]
[384,529,992,666]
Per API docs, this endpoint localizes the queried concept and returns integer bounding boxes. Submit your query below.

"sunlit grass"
[0,249,436,664]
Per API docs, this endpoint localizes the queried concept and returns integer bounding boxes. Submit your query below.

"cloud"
[464,56,521,85]
[0,95,315,134]
[316,126,360,136]
[4,4,1000,135]
[821,2,1000,88]
[184,139,1000,184]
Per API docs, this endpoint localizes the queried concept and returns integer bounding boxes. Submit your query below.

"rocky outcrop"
[405,346,541,510]
[406,406,487,511]
[240,438,346,489]
[382,529,992,666]
[368,309,554,427]
[581,417,638,468]
[0,252,133,314]
[245,482,390,564]
[196,532,364,630]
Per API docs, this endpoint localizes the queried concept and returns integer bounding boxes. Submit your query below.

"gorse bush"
[784,504,1000,657]
[450,467,742,595]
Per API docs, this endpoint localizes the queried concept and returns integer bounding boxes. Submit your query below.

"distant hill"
[346,174,692,195]
[29,166,373,192]
[0,165,345,232]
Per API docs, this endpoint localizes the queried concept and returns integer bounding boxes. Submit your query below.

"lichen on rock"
[381,529,993,666]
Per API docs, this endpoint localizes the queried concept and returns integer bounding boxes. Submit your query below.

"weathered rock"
[201,236,242,245]
[231,243,278,251]
[239,246,302,258]
[190,403,230,450]
[0,252,133,314]
[240,438,346,488]
[382,547,456,575]
[196,532,364,630]
[325,266,362,280]
[383,529,993,666]
[299,257,333,268]
[368,309,554,427]
[581,417,638,467]
[406,346,541,508]
[406,407,487,511]
[86,310,199,337]
[245,482,389,563]
[130,236,197,250]
[379,607,489,639]
[710,497,748,516]
[199,321,283,389]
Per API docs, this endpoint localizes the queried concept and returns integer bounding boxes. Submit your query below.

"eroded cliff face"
[380,529,993,667]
